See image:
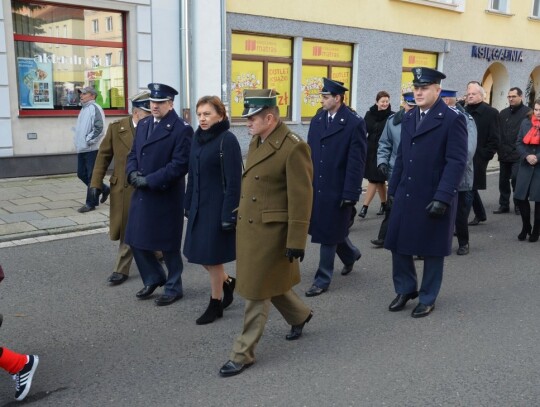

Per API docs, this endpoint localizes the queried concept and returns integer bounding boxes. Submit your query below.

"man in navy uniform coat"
[125,83,193,306]
[384,68,468,318]
[305,78,367,297]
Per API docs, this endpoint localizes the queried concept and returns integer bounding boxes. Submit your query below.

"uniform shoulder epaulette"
[286,132,302,143]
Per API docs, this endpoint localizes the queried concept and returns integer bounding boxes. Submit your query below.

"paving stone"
[0,222,37,235]
[1,203,49,214]
[42,192,86,201]
[8,196,51,205]
[68,212,109,225]
[0,212,45,223]
[38,208,80,218]
[40,200,81,210]
[28,217,77,229]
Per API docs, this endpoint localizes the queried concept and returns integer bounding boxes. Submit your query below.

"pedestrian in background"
[494,87,531,215]
[74,86,110,213]
[371,92,416,248]
[89,91,152,285]
[515,99,540,242]
[385,67,468,318]
[125,83,193,306]
[305,78,366,297]
[465,81,500,226]
[219,89,313,377]
[183,96,242,325]
[441,90,477,256]
[358,90,394,218]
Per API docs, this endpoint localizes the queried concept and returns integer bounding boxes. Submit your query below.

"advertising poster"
[401,51,438,94]
[301,65,327,118]
[18,57,54,109]
[268,62,291,118]
[230,60,263,117]
[331,67,351,106]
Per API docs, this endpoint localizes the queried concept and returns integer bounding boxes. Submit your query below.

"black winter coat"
[498,103,531,162]
[364,104,394,182]
[465,102,500,190]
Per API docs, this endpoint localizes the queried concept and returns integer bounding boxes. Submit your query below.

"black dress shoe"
[388,292,418,312]
[341,253,361,275]
[468,216,486,226]
[108,272,128,285]
[305,285,327,297]
[77,205,95,213]
[219,360,253,377]
[493,206,509,214]
[411,303,435,318]
[456,244,469,255]
[136,284,161,299]
[370,238,384,247]
[286,311,313,341]
[154,293,183,306]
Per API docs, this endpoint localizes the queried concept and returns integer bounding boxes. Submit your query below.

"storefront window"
[11,1,127,115]
[401,50,438,94]
[231,33,292,120]
[301,40,353,119]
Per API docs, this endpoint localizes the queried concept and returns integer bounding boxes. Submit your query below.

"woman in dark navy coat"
[183,96,242,325]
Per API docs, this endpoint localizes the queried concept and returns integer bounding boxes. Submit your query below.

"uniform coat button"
[248,219,253,223]
[239,216,242,220]
[255,176,260,180]
[252,197,257,201]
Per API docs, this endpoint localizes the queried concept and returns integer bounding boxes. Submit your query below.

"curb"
[0,222,108,244]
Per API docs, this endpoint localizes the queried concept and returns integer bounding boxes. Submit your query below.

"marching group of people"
[62,66,539,382]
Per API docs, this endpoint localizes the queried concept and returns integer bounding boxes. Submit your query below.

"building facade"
[2,0,540,177]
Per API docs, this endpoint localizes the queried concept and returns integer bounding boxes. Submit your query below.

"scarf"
[523,115,540,145]
[195,119,230,144]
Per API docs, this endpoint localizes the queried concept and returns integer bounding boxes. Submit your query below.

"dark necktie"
[328,115,333,126]
[420,112,426,121]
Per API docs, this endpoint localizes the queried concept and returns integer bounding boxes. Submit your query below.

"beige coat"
[90,116,134,241]
[236,122,313,300]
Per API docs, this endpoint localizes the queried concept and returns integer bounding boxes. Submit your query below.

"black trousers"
[498,161,518,208]
[471,190,486,220]
[455,191,473,246]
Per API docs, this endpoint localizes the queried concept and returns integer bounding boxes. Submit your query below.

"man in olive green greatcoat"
[219,89,314,377]
[90,91,152,285]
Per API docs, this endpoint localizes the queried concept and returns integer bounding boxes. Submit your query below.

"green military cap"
[242,89,278,118]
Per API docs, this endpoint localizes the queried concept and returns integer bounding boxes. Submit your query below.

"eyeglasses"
[507,95,519,99]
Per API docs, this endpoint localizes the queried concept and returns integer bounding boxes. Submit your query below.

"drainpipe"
[180,0,191,123]
[221,0,228,114]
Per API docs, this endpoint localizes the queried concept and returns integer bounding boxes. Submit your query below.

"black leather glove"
[340,200,357,208]
[184,209,190,219]
[221,222,236,231]
[426,200,448,218]
[378,163,389,179]
[386,195,394,211]
[128,171,138,186]
[89,187,101,203]
[285,248,305,263]
[132,173,148,189]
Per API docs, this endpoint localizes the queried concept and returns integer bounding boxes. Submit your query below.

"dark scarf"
[523,115,540,145]
[509,102,524,113]
[369,104,393,122]
[195,119,230,144]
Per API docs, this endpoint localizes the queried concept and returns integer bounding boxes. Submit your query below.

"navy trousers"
[455,190,473,247]
[313,237,360,289]
[471,190,486,220]
[77,150,110,207]
[391,252,444,306]
[132,248,183,296]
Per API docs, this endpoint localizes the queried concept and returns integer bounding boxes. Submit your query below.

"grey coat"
[453,104,477,191]
[514,119,540,202]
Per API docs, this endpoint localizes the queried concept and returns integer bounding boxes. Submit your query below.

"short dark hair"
[376,91,390,102]
[509,87,523,96]
[196,95,228,119]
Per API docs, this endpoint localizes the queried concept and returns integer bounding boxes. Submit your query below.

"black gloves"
[340,200,357,208]
[285,248,305,263]
[221,222,236,231]
[184,209,190,219]
[128,171,148,189]
[378,163,389,179]
[387,195,394,211]
[89,187,101,203]
[426,200,448,218]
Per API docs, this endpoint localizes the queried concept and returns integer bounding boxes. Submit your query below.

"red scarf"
[523,115,540,145]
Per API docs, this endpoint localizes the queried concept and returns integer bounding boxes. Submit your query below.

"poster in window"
[331,67,351,106]
[231,60,263,117]
[17,57,54,109]
[268,63,291,118]
[301,65,327,118]
[401,51,437,94]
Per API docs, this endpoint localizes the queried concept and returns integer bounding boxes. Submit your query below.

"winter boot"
[196,298,223,325]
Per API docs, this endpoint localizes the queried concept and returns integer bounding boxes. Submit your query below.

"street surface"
[0,173,538,406]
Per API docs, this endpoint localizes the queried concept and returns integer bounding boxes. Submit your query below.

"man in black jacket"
[494,87,531,215]
[465,82,500,226]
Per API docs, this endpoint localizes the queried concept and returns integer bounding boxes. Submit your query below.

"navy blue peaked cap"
[148,83,178,101]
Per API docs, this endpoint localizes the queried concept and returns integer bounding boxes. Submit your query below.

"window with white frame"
[105,53,112,66]
[106,16,113,32]
[533,0,540,17]
[390,0,465,12]
[490,0,508,12]
[92,19,99,33]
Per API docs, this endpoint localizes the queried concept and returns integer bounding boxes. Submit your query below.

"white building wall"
[0,1,13,157]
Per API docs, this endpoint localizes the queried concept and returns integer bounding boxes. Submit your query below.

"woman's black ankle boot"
[196,297,223,325]
[358,205,368,218]
[222,276,236,309]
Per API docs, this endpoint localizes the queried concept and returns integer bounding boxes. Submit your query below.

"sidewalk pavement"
[0,158,501,247]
